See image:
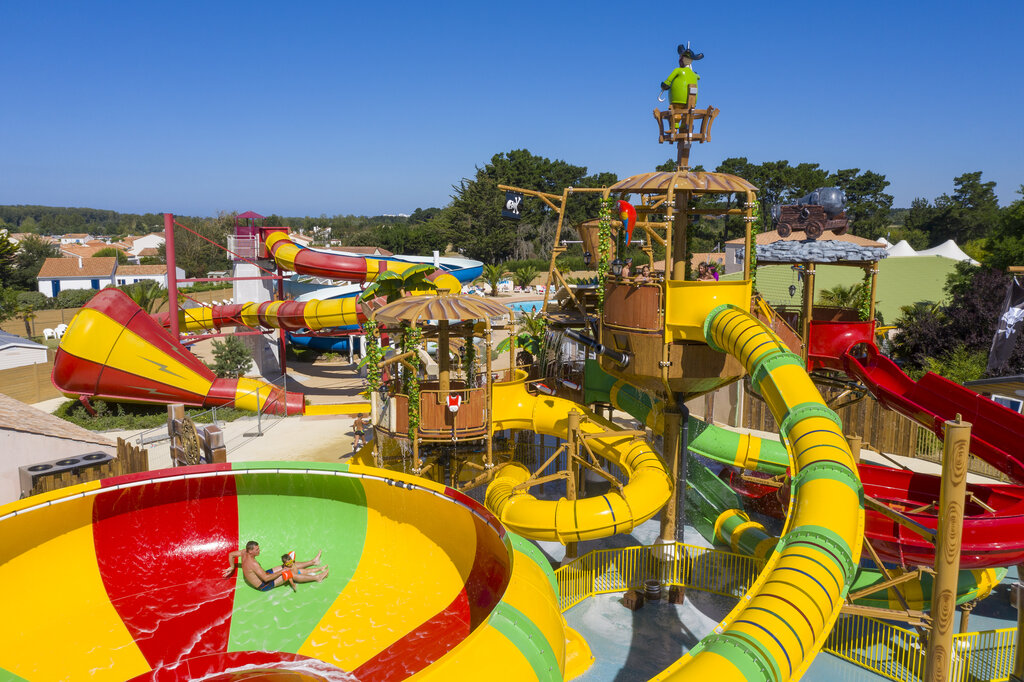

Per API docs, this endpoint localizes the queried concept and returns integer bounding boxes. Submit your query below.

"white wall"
[128,234,165,256]
[0,431,116,504]
[38,276,114,296]
[0,346,48,370]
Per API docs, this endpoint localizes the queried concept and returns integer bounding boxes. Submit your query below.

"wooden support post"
[847,435,862,465]
[485,327,494,468]
[744,191,755,282]
[659,407,683,542]
[564,409,581,562]
[868,262,878,323]
[671,191,690,281]
[438,320,450,397]
[167,403,184,466]
[801,262,816,364]
[925,416,972,682]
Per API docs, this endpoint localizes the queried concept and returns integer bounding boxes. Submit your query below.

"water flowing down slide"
[0,462,590,681]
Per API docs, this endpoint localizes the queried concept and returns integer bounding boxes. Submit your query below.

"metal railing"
[554,541,762,612]
[556,544,1020,682]
[823,614,1018,682]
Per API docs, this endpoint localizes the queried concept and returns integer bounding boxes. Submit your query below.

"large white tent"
[874,238,979,265]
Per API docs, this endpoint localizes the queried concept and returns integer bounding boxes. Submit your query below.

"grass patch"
[55,399,251,431]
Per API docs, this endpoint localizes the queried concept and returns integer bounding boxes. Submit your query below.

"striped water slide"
[0,462,584,681]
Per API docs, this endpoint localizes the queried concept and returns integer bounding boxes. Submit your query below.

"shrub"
[55,288,99,309]
[208,335,253,378]
[55,399,250,431]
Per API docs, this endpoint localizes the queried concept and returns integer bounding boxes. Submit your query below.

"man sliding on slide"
[224,540,329,591]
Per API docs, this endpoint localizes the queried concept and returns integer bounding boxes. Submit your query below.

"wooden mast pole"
[801,262,816,364]
[564,409,581,562]
[485,324,494,468]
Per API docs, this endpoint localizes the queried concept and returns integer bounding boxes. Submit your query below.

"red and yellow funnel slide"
[0,461,590,680]
[53,289,306,415]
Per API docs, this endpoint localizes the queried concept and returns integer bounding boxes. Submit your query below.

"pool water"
[507,300,545,313]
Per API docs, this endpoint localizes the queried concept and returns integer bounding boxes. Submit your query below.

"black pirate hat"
[677,43,704,60]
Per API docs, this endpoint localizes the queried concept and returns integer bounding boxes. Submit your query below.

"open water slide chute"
[485,378,673,543]
[0,462,589,680]
[841,342,1024,483]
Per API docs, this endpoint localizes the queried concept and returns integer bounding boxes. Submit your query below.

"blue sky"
[1,0,1021,217]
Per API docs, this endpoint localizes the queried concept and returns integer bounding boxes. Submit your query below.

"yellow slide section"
[654,304,864,681]
[175,296,363,333]
[485,375,673,543]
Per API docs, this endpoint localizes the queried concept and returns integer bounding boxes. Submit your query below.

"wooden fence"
[742,381,1011,482]
[0,351,60,403]
[29,438,149,495]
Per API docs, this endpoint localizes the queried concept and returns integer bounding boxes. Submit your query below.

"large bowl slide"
[0,462,579,681]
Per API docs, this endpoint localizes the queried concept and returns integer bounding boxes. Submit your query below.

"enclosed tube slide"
[0,462,589,680]
[654,304,864,682]
[53,289,306,415]
[158,296,367,334]
[486,376,673,543]
[712,507,1005,611]
[265,231,481,292]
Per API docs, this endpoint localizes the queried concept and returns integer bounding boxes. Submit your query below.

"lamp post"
[583,251,592,269]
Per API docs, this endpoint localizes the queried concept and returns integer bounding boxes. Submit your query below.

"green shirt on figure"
[662,66,699,105]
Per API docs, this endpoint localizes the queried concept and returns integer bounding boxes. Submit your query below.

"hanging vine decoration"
[858,267,873,322]
[363,318,383,394]
[400,324,423,439]
[749,198,762,292]
[462,339,477,386]
[597,197,613,314]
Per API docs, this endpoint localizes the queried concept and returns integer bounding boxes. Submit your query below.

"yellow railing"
[554,541,761,612]
[556,544,1020,682]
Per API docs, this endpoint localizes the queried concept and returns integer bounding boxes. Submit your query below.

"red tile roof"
[37,257,117,279]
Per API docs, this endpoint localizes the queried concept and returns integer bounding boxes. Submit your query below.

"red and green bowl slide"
[0,462,571,681]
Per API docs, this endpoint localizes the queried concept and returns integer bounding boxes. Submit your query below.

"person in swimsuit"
[223,541,329,591]
[352,414,366,451]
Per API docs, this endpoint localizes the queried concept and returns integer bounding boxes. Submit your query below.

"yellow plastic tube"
[485,375,673,544]
[652,304,864,682]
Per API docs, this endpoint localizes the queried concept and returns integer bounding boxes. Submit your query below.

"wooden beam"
[840,603,930,627]
[864,495,937,542]
[848,569,924,602]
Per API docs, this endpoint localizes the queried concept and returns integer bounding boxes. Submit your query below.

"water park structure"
[5,43,1024,682]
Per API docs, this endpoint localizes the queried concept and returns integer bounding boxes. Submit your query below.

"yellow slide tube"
[175,297,363,333]
[654,304,864,682]
[485,375,673,544]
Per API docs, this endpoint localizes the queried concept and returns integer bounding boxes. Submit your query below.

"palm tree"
[475,263,507,297]
[496,310,547,361]
[819,282,868,309]
[511,264,539,290]
[122,279,169,314]
[359,265,438,304]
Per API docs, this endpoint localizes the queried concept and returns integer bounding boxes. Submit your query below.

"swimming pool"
[507,300,545,313]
